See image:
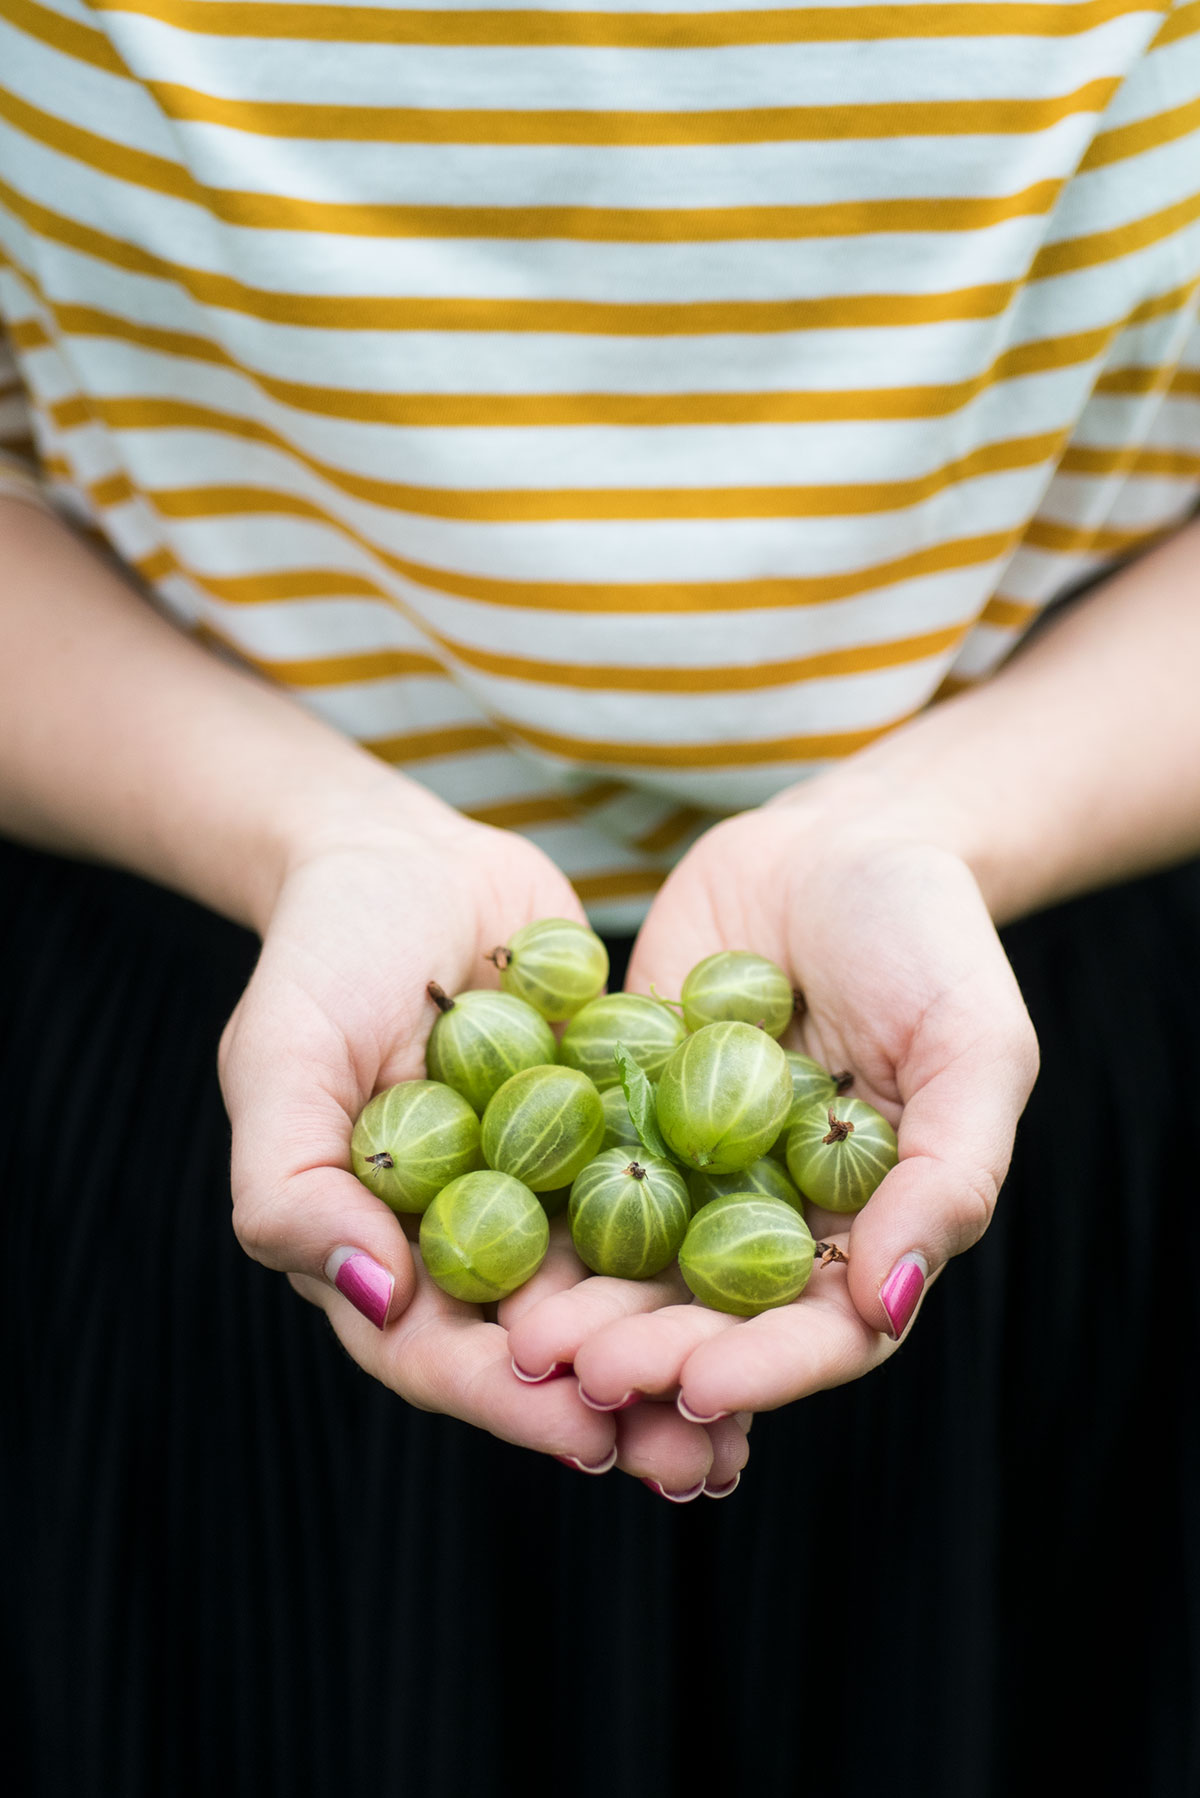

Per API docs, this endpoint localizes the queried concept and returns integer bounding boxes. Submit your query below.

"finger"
[622,862,724,1000]
[221,1007,419,1329]
[845,1010,1038,1338]
[225,1080,418,1330]
[614,1401,715,1499]
[702,1415,752,1498]
[572,1301,737,1409]
[676,1269,892,1416]
[506,1264,692,1391]
[495,1216,589,1332]
[294,1265,619,1466]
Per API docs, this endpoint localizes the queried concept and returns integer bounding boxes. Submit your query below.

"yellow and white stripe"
[1,0,1198,926]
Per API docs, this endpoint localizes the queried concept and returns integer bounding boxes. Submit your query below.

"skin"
[509,820,1036,1415]
[511,516,1200,1427]
[2,490,1199,1492]
[0,496,744,1493]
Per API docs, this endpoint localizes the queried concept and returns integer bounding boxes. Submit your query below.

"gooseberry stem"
[813,1241,849,1267]
[649,984,686,1019]
[833,1070,854,1094]
[426,981,455,1013]
[626,1161,647,1180]
[486,946,513,971]
[822,1110,854,1144]
[365,1152,395,1173]
[792,988,806,1015]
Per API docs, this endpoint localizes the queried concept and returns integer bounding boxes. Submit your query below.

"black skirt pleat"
[2,834,1198,1798]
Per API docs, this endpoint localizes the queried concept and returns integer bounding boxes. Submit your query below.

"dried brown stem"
[822,1109,854,1144]
[486,945,512,971]
[426,981,455,1013]
[813,1241,849,1267]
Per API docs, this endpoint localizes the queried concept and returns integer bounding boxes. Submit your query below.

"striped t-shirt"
[1,0,1198,928]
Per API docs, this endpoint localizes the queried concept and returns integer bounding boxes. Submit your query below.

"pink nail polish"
[641,1478,705,1504]
[703,1472,742,1500]
[325,1247,394,1330]
[578,1385,639,1413]
[554,1447,618,1476]
[677,1396,728,1425]
[879,1251,929,1340]
[512,1358,572,1385]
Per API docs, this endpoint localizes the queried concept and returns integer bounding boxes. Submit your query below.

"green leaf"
[613,1042,677,1166]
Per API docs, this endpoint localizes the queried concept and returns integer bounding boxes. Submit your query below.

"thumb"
[844,1020,1038,1338]
[219,1005,418,1332]
[624,876,723,1001]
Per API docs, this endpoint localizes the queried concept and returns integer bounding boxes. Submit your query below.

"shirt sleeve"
[0,327,50,510]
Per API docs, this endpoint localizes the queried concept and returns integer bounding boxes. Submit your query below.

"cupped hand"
[216,798,747,1491]
[509,800,1038,1430]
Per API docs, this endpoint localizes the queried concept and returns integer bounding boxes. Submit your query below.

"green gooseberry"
[679,951,796,1038]
[678,1193,815,1316]
[656,1021,792,1174]
[568,1148,690,1279]
[488,918,609,1022]
[558,992,686,1090]
[350,1079,482,1214]
[419,1170,549,1302]
[687,1154,804,1216]
[600,1082,646,1152]
[785,1097,898,1214]
[768,1052,843,1161]
[424,983,558,1113]
[481,1064,605,1192]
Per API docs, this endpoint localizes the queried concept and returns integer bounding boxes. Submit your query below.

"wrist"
[257,751,478,933]
[761,675,1069,926]
[763,743,987,885]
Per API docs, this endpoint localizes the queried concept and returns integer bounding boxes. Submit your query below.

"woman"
[2,0,1198,1790]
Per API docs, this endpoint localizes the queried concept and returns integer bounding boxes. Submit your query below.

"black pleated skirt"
[3,833,1198,1798]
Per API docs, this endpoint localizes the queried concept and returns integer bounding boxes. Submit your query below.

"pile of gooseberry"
[350,919,899,1315]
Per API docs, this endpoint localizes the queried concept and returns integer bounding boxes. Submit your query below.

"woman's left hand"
[507,794,1038,1434]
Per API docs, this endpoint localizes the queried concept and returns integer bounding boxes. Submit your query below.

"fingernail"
[512,1358,572,1385]
[879,1251,929,1340]
[554,1447,618,1476]
[677,1396,728,1425]
[703,1472,742,1500]
[641,1478,705,1504]
[578,1385,639,1413]
[325,1246,394,1330]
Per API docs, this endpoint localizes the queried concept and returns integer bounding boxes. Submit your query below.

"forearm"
[783,518,1200,924]
[0,499,459,932]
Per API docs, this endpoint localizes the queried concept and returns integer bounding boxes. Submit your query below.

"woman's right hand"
[216,802,750,1496]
